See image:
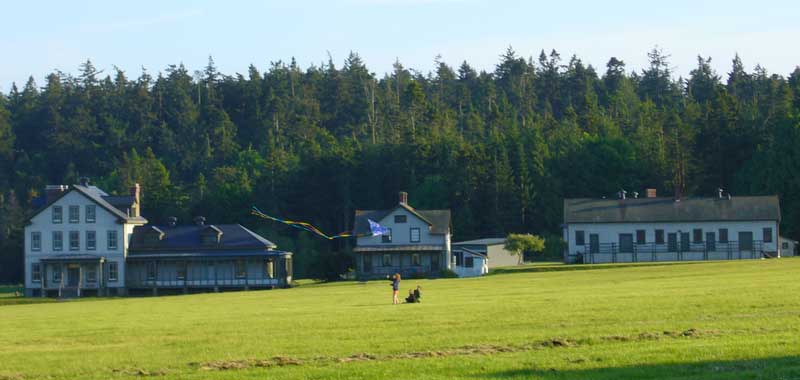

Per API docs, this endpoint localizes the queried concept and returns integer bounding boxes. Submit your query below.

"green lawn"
[1,259,799,380]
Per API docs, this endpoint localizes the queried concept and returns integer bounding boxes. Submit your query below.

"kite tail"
[250,206,357,240]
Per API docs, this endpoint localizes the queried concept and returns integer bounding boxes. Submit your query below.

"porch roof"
[353,244,445,252]
[40,254,105,263]
[126,249,291,260]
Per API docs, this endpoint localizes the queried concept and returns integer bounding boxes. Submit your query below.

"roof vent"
[79,177,89,186]
[618,189,627,200]
[718,188,724,199]
[194,216,206,226]
[399,191,408,205]
[632,191,639,199]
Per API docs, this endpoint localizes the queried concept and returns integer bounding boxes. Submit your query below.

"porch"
[577,240,767,264]
[38,255,106,298]
[356,251,444,279]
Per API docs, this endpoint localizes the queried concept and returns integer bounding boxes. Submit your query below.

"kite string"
[250,206,355,240]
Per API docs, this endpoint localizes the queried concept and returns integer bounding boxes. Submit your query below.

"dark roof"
[453,246,488,258]
[128,224,278,253]
[126,250,290,259]
[354,204,451,235]
[563,196,781,224]
[453,238,506,246]
[28,185,147,224]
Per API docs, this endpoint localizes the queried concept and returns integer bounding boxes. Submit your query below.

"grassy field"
[1,259,799,380]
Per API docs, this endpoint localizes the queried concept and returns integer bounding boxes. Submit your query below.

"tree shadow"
[477,356,800,379]
[489,261,708,276]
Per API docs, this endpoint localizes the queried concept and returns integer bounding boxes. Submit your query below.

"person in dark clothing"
[391,273,401,304]
[405,289,416,303]
[413,285,422,302]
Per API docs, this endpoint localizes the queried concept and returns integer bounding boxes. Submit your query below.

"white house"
[450,246,489,277]
[452,238,518,277]
[779,236,797,257]
[353,192,452,279]
[562,191,782,264]
[24,180,147,297]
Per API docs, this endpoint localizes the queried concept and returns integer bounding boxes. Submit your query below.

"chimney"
[129,183,141,217]
[45,185,68,204]
[399,191,408,205]
[717,188,724,199]
[618,189,627,200]
[646,188,657,198]
[632,191,639,199]
[167,216,178,227]
[79,177,90,187]
[194,216,206,226]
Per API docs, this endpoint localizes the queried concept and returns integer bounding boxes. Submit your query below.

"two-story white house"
[353,192,451,279]
[24,179,147,297]
[562,190,782,264]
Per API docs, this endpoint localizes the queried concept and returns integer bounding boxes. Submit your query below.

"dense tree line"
[1,48,799,281]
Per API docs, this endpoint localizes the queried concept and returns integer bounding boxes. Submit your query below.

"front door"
[67,267,80,287]
[739,231,754,251]
[589,234,599,254]
[680,232,690,251]
[706,232,716,251]
[619,234,633,253]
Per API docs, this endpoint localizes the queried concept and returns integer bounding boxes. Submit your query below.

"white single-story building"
[562,191,782,264]
[779,236,797,257]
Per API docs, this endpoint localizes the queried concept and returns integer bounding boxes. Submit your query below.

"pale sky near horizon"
[2,0,799,93]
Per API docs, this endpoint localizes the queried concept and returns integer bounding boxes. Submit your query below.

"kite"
[250,206,389,240]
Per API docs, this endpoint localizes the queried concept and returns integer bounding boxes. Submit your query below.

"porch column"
[77,265,83,298]
[41,262,47,298]
[98,261,105,296]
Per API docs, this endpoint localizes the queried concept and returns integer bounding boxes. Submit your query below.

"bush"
[438,269,459,278]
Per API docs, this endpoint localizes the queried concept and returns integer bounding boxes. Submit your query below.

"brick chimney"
[45,185,68,204]
[399,191,408,205]
[129,183,141,217]
[646,188,657,198]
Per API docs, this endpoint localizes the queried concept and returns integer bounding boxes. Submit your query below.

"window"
[107,230,118,250]
[86,268,97,283]
[693,229,703,243]
[363,255,372,271]
[619,234,633,253]
[31,232,41,251]
[454,251,464,266]
[68,205,79,223]
[52,264,62,283]
[52,206,63,224]
[382,254,392,267]
[739,231,754,250]
[265,259,275,278]
[394,215,407,223]
[763,228,773,243]
[176,264,186,280]
[31,263,41,282]
[69,231,80,251]
[108,262,118,282]
[719,228,728,243]
[85,205,96,223]
[53,231,63,251]
[235,259,247,278]
[636,230,646,244]
[655,230,665,244]
[411,253,420,266]
[410,228,421,243]
[465,256,474,268]
[382,228,392,243]
[575,230,585,246]
[146,262,157,280]
[86,231,96,250]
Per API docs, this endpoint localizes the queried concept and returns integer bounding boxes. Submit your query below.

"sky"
[2,0,799,92]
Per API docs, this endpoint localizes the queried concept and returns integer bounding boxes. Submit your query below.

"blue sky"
[2,0,799,92]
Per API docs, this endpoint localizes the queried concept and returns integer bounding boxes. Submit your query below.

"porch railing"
[576,240,766,264]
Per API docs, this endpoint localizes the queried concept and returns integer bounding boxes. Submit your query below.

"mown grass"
[1,259,799,379]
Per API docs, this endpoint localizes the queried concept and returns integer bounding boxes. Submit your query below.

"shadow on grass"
[489,261,711,276]
[478,356,800,379]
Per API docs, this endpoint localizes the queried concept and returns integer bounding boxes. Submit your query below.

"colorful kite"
[250,206,389,240]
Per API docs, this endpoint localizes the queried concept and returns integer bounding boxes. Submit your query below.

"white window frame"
[52,206,63,224]
[31,232,41,251]
[69,231,80,251]
[31,263,41,282]
[68,205,79,223]
[410,228,421,243]
[108,262,118,282]
[53,231,63,251]
[382,228,393,243]
[86,231,96,251]
[85,205,96,223]
[107,230,118,250]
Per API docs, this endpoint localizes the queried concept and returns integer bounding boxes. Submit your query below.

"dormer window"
[201,226,223,245]
[394,215,407,223]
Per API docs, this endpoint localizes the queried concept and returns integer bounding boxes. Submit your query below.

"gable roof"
[563,196,781,224]
[128,224,277,252]
[353,204,451,235]
[27,185,147,224]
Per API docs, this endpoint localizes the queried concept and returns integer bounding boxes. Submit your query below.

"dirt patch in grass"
[0,374,24,380]
[192,330,719,372]
[111,368,168,377]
